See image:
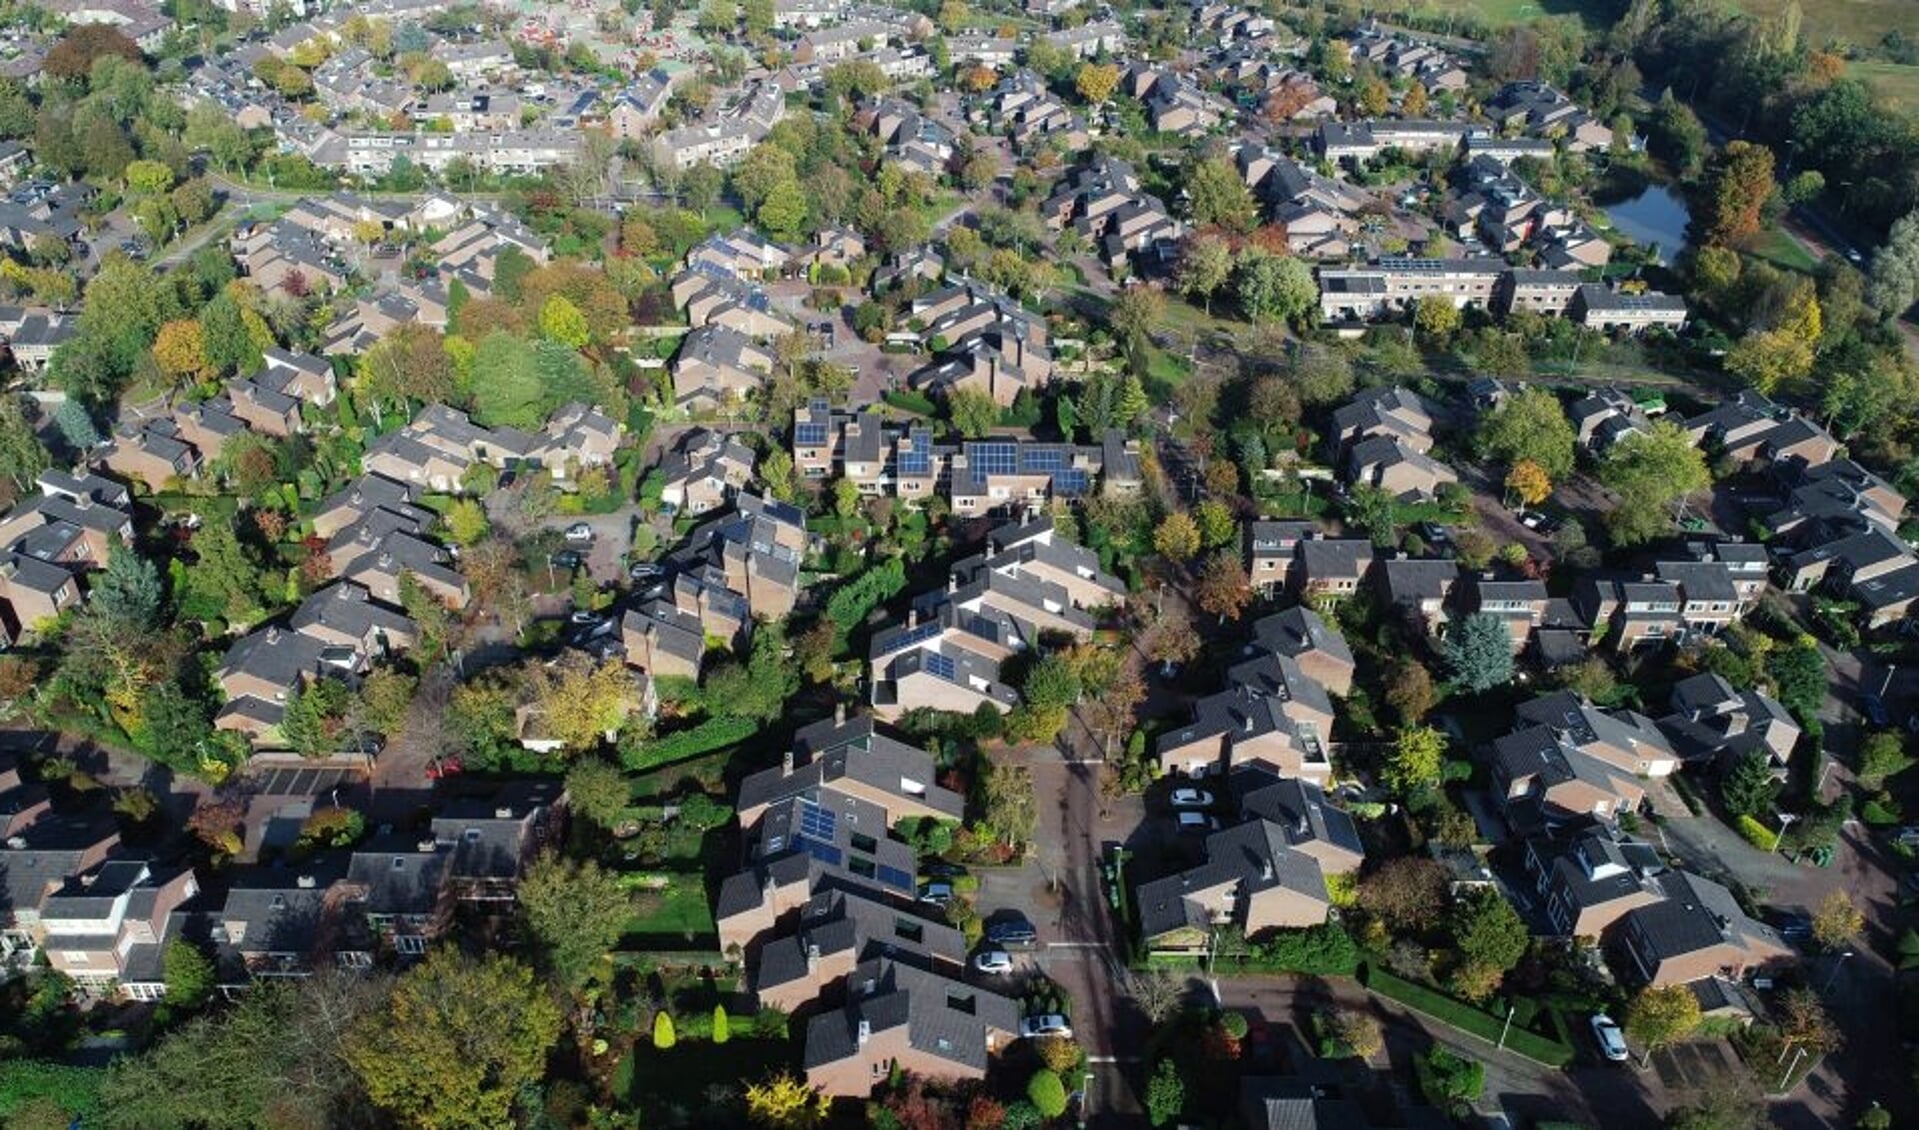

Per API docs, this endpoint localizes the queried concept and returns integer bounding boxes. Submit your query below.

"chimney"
[1259,859,1273,881]
[947,575,958,593]
[806,943,820,973]
[763,872,776,900]
[782,750,794,776]
[857,1019,871,1047]
[907,608,918,629]
[494,806,513,819]
[416,837,437,852]
[296,874,317,889]
[835,702,846,725]
[265,626,281,644]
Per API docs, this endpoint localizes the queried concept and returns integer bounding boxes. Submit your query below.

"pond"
[1600,183,1692,262]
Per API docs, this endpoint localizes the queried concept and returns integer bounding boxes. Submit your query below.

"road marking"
[1046,941,1112,949]
[1086,1056,1143,1064]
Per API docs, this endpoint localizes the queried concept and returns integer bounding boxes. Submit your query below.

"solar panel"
[1021,448,1066,473]
[971,443,1019,477]
[963,614,999,641]
[796,836,843,867]
[796,422,830,446]
[1054,469,1091,496]
[876,865,915,891]
[924,652,957,682]
[799,799,838,841]
[883,620,942,656]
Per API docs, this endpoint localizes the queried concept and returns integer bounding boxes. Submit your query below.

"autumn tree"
[980,761,1037,847]
[1724,329,1813,394]
[1075,62,1120,104]
[1385,725,1446,795]
[1385,659,1435,724]
[345,951,562,1130]
[1625,984,1702,1064]
[947,387,1001,438]
[1811,889,1863,951]
[1413,295,1461,343]
[527,656,635,751]
[1505,459,1552,507]
[1140,606,1201,669]
[745,1072,830,1129]
[1358,856,1451,932]
[1194,551,1251,622]
[1698,140,1776,247]
[154,319,213,384]
[1153,511,1201,561]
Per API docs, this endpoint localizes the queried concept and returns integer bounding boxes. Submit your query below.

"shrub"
[1025,1069,1067,1119]
[653,1011,676,1049]
[1735,814,1780,851]
[1249,922,1360,975]
[712,1004,729,1044]
[1414,1047,1484,1106]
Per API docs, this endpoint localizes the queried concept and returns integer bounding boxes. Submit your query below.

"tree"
[980,761,1037,847]
[1413,295,1461,343]
[281,678,352,758]
[1075,61,1120,104]
[1868,209,1919,315]
[1385,660,1434,724]
[1450,887,1528,972]
[518,855,631,990]
[1477,387,1575,479]
[1026,1070,1067,1119]
[1598,420,1710,546]
[1724,329,1814,394]
[1505,459,1552,507]
[712,1003,730,1044]
[45,24,141,80]
[1145,1059,1183,1126]
[653,1010,677,1049]
[1357,75,1390,116]
[355,669,416,736]
[346,951,562,1130]
[1344,483,1399,547]
[565,758,631,832]
[1108,284,1165,353]
[537,294,590,348]
[1626,984,1702,1062]
[360,323,453,412]
[1236,248,1315,324]
[1195,498,1238,547]
[125,158,174,196]
[947,387,1001,438]
[756,179,809,242]
[0,393,49,491]
[153,319,212,384]
[1715,750,1777,820]
[1332,1011,1384,1059]
[528,657,635,751]
[1177,234,1234,315]
[1358,857,1450,932]
[1776,988,1839,1056]
[1194,551,1252,623]
[1140,607,1201,668]
[1186,156,1258,233]
[1698,140,1776,247]
[1859,730,1913,786]
[1385,726,1446,795]
[469,332,546,429]
[444,498,490,546]
[744,1072,830,1129]
[1414,1048,1484,1107]
[163,938,215,1009]
[1153,511,1201,561]
[1444,613,1513,693]
[1812,889,1864,951]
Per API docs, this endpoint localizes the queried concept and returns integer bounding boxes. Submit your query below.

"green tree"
[1859,730,1913,786]
[564,757,631,831]
[1177,233,1234,315]
[1386,726,1446,795]
[0,393,50,492]
[947,387,1001,438]
[1625,984,1701,1063]
[1153,511,1201,561]
[1721,751,1779,818]
[518,855,631,990]
[124,158,174,196]
[200,293,262,377]
[444,498,490,545]
[469,331,545,429]
[1026,1069,1067,1119]
[1765,638,1825,720]
[1598,420,1710,546]
[162,938,215,1009]
[979,761,1036,846]
[1145,1059,1184,1126]
[1185,156,1258,232]
[1476,387,1575,479]
[1450,887,1528,971]
[345,951,563,1130]
[1868,209,1919,315]
[756,179,810,242]
[184,523,263,623]
[1343,483,1399,547]
[1413,295,1462,343]
[355,669,416,736]
[654,1010,677,1049]
[281,678,352,757]
[1443,613,1514,693]
[713,1003,730,1044]
[1194,498,1237,547]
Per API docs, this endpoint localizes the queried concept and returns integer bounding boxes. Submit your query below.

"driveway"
[486,497,638,588]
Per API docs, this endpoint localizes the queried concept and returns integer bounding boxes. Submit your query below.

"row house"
[1040,153,1182,274]
[1379,555,1461,638]
[1347,21,1470,92]
[982,70,1087,153]
[1043,18,1125,59]
[1782,526,1919,628]
[659,428,755,516]
[1485,81,1615,152]
[0,308,76,371]
[1575,547,1763,651]
[1658,673,1799,776]
[1317,257,1505,321]
[910,281,1052,408]
[1237,151,1367,259]
[945,436,1134,515]
[608,70,677,140]
[1684,390,1839,470]
[1153,607,1351,780]
[867,602,1022,720]
[948,515,1126,615]
[803,957,1021,1096]
[1,764,122,974]
[948,33,1017,69]
[621,600,707,681]
[671,323,777,412]
[362,402,623,492]
[37,859,199,1000]
[687,227,792,280]
[1317,119,1483,163]
[1760,458,1905,543]
[663,491,808,637]
[1128,67,1227,137]
[755,886,966,1012]
[214,581,420,741]
[1571,284,1689,335]
[775,0,846,28]
[798,19,897,63]
[792,402,941,501]
[101,423,199,493]
[1246,520,1318,597]
[1328,384,1439,461]
[0,468,132,573]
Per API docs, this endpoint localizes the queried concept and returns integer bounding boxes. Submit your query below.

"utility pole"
[1497,1000,1515,1049]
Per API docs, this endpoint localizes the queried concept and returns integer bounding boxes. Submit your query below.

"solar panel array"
[971,443,1019,478]
[1020,447,1067,473]
[884,620,942,656]
[1054,469,1091,496]
[795,422,830,446]
[897,427,933,475]
[799,799,837,840]
[924,652,957,682]
[876,864,915,891]
[797,837,843,867]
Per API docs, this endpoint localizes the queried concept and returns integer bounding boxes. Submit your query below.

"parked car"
[1415,521,1452,545]
[986,918,1038,946]
[922,860,968,878]
[973,950,1013,975]
[629,562,663,580]
[1863,692,1890,727]
[568,609,604,626]
[1170,788,1214,809]
[550,550,585,570]
[1516,510,1548,531]
[1590,1014,1629,1062]
[564,522,595,543]
[1020,1015,1072,1040]
[1770,912,1813,941]
[1177,812,1220,834]
[918,882,953,906]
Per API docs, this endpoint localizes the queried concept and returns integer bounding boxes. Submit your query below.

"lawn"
[1854,61,1919,110]
[620,872,716,947]
[614,1037,795,1109]
[1361,965,1576,1067]
[1734,0,1919,61]
[1345,0,1619,29]
[1742,227,1821,274]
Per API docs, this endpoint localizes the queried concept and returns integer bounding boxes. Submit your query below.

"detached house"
[1136,818,1335,954]
[803,957,1021,1097]
[1618,872,1793,988]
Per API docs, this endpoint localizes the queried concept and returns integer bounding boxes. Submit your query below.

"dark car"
[550,549,586,570]
[986,918,1038,946]
[922,860,969,879]
[1770,912,1813,941]
[1863,692,1890,727]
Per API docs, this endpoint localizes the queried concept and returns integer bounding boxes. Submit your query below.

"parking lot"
[246,765,361,797]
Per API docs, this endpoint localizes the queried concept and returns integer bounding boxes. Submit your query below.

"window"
[849,856,876,878]
[849,832,878,855]
[945,988,976,1015]
[463,829,482,842]
[337,951,373,969]
[894,918,923,943]
[391,857,407,870]
[899,777,926,796]
[394,935,427,955]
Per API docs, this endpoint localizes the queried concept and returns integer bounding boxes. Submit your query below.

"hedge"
[1361,967,1574,1067]
[0,1060,104,1119]
[1736,814,1780,852]
[622,716,758,772]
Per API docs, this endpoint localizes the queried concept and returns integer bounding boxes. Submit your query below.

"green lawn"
[1341,0,1618,29]
[620,873,715,946]
[1742,227,1821,274]
[1854,62,1919,111]
[615,1037,795,1108]
[1734,0,1919,63]
[1362,966,1576,1067]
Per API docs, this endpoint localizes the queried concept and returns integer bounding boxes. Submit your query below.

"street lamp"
[1774,811,1797,856]
[1821,949,1854,993]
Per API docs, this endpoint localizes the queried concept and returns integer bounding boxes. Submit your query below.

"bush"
[1246,922,1360,975]
[1218,1011,1249,1039]
[622,716,758,771]
[1735,814,1780,851]
[1025,1069,1067,1119]
[1414,1047,1484,1107]
[712,1004,729,1044]
[653,1011,676,1049]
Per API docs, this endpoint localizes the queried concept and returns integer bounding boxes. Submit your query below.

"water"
[1600,183,1691,260]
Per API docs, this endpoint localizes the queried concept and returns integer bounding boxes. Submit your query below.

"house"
[1295,537,1374,600]
[1490,723,1647,829]
[1569,387,1651,452]
[1317,119,1481,162]
[1515,690,1680,778]
[0,473,134,572]
[1328,387,1438,460]
[1136,819,1333,954]
[1246,521,1317,595]
[226,379,304,437]
[1155,679,1331,782]
[1659,674,1799,775]
[671,325,776,412]
[717,790,920,955]
[429,780,563,902]
[1240,1076,1446,1130]
[868,607,1021,721]
[664,492,807,631]
[1463,575,1549,652]
[910,282,1051,408]
[1345,435,1457,500]
[1318,258,1505,321]
[101,426,198,492]
[38,860,200,1000]
[1235,772,1365,875]
[672,266,792,339]
[1,805,123,973]
[1523,820,1666,939]
[803,957,1020,1097]
[947,515,1125,613]
[621,601,707,680]
[0,551,80,630]
[736,710,965,831]
[659,428,755,515]
[1571,284,1688,334]
[212,859,349,988]
[1250,607,1355,697]
[752,886,966,1012]
[687,228,792,280]
[1618,872,1794,987]
[1379,557,1460,638]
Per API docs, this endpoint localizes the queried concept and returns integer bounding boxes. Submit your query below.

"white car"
[1590,1014,1629,1062]
[1020,1014,1072,1039]
[1170,788,1214,809]
[1177,812,1219,834]
[973,950,1013,975]
[563,522,595,542]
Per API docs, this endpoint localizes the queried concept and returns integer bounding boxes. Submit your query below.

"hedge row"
[622,716,758,772]
[1736,814,1780,852]
[1362,966,1574,1068]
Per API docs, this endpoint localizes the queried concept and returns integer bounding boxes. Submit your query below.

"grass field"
[1854,61,1919,109]
[1735,0,1919,54]
[1743,227,1821,273]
